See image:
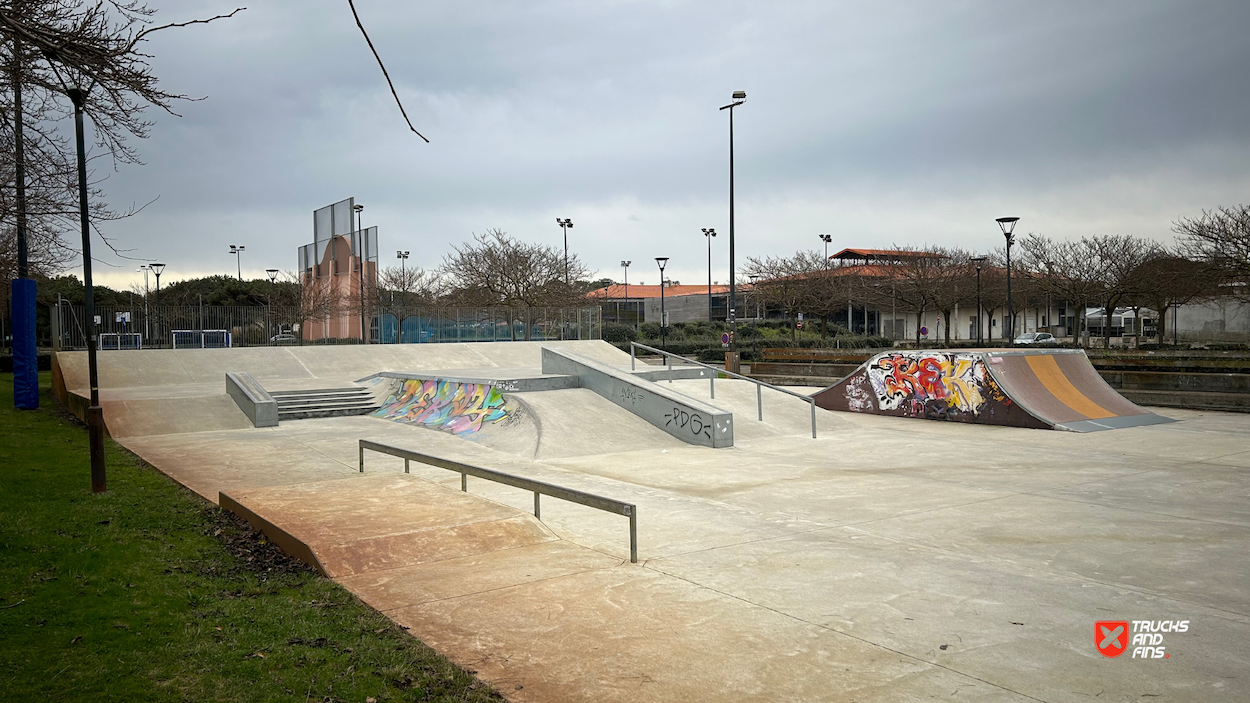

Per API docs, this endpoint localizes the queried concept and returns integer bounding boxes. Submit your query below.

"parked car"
[270,332,298,345]
[1013,332,1056,345]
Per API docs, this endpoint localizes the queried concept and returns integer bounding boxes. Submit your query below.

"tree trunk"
[942,309,952,346]
[915,307,924,348]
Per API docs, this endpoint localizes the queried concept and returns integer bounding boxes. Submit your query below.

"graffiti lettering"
[664,406,712,438]
[866,352,988,417]
[617,386,647,407]
[373,379,509,435]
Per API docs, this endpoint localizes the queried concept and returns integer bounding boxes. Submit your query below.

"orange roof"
[585,284,732,299]
[830,248,945,260]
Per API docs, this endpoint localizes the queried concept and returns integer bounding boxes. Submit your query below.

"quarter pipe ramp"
[812,348,1175,432]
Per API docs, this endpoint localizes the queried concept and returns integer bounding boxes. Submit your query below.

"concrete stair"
[270,387,379,420]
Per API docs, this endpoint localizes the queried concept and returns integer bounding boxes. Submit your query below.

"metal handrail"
[629,341,819,438]
[358,439,638,563]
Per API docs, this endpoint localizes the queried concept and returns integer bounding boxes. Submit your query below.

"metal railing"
[358,439,638,562]
[630,341,819,439]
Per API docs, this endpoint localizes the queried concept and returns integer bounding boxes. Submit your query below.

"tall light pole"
[555,218,574,285]
[229,244,245,281]
[151,263,165,348]
[48,67,107,490]
[266,268,279,342]
[621,260,632,328]
[997,217,1019,341]
[138,265,152,341]
[397,250,409,274]
[819,234,832,269]
[748,273,761,335]
[656,257,669,349]
[701,228,717,321]
[970,256,987,345]
[719,90,746,347]
[355,203,367,344]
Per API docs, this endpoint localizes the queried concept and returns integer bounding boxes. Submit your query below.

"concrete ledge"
[226,371,279,427]
[542,346,734,448]
[358,370,580,393]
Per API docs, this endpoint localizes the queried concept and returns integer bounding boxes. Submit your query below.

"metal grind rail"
[358,439,638,563]
[629,341,819,438]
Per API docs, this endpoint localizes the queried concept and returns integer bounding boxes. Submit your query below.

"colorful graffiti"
[372,379,509,435]
[867,352,988,417]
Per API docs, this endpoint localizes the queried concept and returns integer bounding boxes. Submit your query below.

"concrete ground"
[58,343,1250,702]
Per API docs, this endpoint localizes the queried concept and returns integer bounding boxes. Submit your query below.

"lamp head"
[819,234,832,243]
[621,260,631,267]
[970,256,987,269]
[150,263,165,276]
[354,204,364,213]
[732,90,746,100]
[655,257,668,272]
[702,228,716,237]
[996,217,1020,237]
[266,268,279,282]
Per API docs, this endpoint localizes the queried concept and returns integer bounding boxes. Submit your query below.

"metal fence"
[50,303,601,350]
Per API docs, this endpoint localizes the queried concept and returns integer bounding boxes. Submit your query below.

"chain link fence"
[50,304,601,350]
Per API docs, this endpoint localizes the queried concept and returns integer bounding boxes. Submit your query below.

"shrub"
[639,322,661,339]
[601,322,637,344]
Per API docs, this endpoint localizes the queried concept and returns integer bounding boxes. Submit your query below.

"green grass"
[0,373,503,702]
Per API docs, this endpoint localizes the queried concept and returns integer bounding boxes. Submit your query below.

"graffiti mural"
[372,379,510,435]
[866,352,989,418]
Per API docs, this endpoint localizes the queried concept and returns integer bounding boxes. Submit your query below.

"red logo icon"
[1096,621,1129,658]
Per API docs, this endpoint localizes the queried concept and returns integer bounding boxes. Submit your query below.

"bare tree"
[376,265,443,342]
[441,229,591,340]
[1018,234,1105,347]
[1174,205,1250,299]
[2,2,242,295]
[1129,252,1220,344]
[888,246,953,347]
[742,250,823,340]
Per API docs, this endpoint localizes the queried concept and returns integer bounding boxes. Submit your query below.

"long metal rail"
[629,341,819,438]
[358,439,638,563]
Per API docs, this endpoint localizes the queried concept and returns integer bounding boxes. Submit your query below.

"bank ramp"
[812,348,1175,432]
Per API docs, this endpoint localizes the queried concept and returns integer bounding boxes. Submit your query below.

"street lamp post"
[819,234,831,268]
[57,78,108,490]
[266,268,279,342]
[229,244,245,281]
[151,263,165,347]
[997,217,1019,341]
[748,273,761,336]
[621,260,632,328]
[556,218,574,285]
[656,257,669,349]
[719,90,746,347]
[701,228,717,321]
[354,204,367,344]
[396,251,409,344]
[970,256,987,345]
[138,265,151,341]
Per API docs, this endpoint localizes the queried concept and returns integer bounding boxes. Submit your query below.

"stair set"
[270,387,379,420]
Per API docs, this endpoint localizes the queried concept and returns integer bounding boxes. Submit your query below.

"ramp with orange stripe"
[812,348,1174,432]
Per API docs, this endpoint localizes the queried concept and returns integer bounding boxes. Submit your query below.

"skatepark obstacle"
[813,348,1175,432]
[359,439,638,562]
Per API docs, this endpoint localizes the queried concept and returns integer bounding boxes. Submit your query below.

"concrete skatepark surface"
[51,342,1250,702]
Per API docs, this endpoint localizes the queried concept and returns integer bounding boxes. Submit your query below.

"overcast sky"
[79,0,1250,290]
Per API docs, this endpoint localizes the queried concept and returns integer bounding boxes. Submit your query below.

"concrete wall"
[541,346,734,448]
[226,372,279,427]
[644,294,726,325]
[1175,297,1250,342]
